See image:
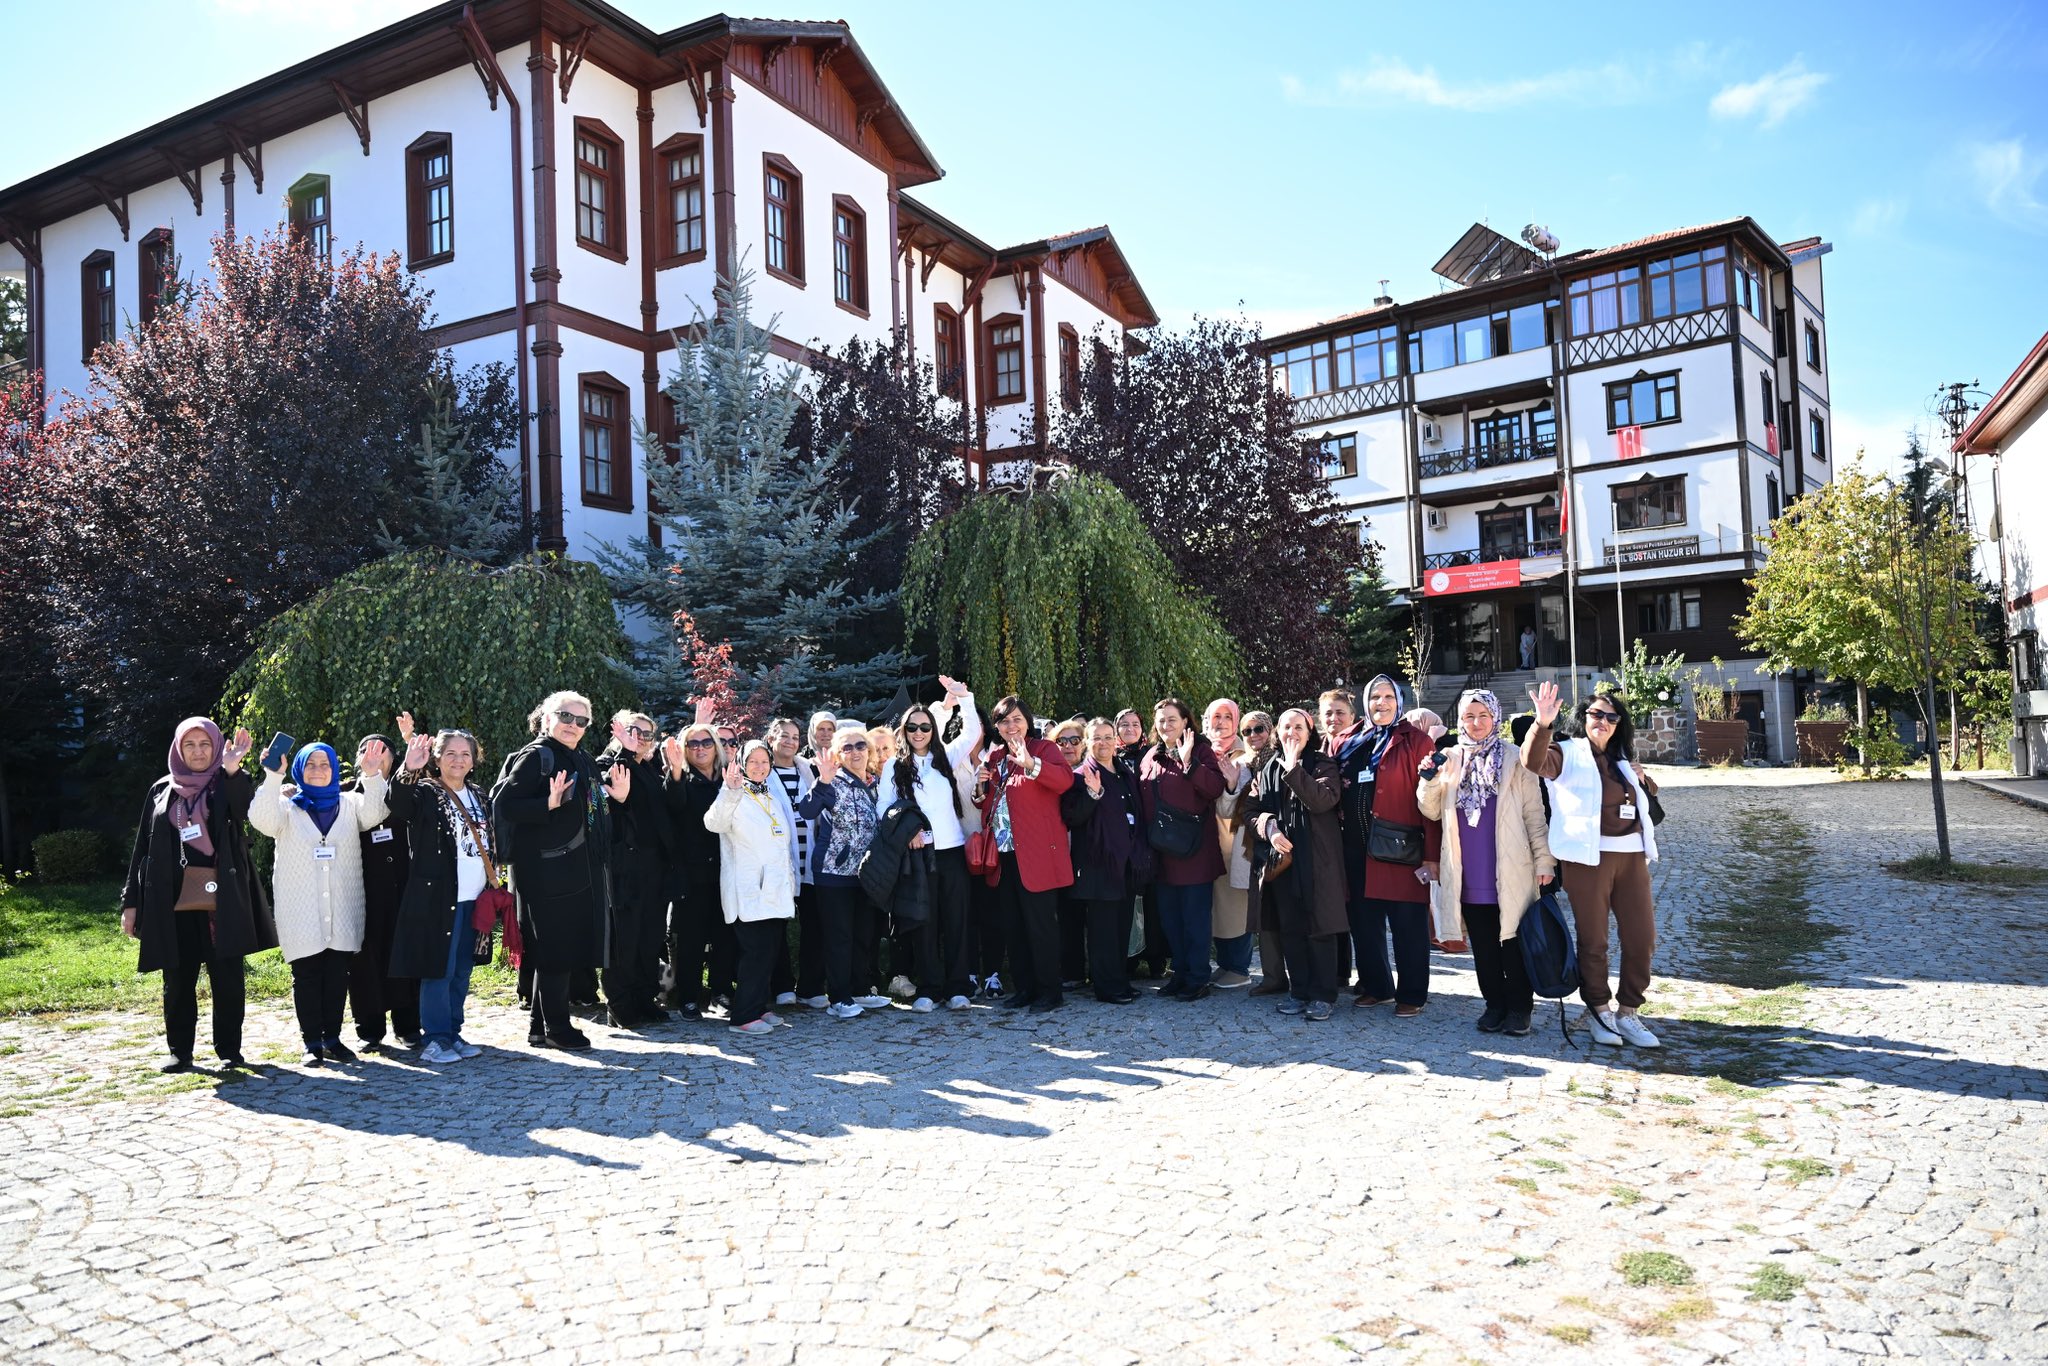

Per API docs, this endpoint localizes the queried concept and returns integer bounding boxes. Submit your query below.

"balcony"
[1422,536,1563,571]
[1419,434,1557,479]
[1566,306,1732,369]
[1291,374,1406,425]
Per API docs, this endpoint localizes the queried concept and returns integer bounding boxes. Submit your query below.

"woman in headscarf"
[703,740,801,1035]
[250,738,392,1066]
[1417,689,1555,1037]
[349,724,419,1049]
[1250,708,1346,1020]
[1337,675,1442,1018]
[121,719,269,1072]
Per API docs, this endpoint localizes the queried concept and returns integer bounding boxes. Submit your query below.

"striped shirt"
[774,765,813,884]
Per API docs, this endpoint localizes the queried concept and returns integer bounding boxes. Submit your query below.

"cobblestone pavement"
[4,771,2047,1364]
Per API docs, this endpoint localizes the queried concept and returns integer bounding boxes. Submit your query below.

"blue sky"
[5,0,2046,476]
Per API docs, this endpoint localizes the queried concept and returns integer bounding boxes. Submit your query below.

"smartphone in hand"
[261,732,296,772]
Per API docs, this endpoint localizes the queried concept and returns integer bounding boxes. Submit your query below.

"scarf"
[1359,674,1408,773]
[1453,688,1508,818]
[167,717,223,857]
[289,742,344,837]
[740,741,774,795]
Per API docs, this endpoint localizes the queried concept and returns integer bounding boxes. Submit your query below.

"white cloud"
[1708,60,1828,128]
[1967,137,2048,229]
[1281,57,1649,112]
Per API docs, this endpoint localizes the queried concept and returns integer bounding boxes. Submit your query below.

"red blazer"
[1136,735,1228,886]
[1363,720,1444,904]
[978,737,1075,893]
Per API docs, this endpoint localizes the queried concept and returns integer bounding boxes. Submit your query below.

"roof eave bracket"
[329,80,371,156]
[156,147,204,216]
[451,7,502,111]
[81,176,130,241]
[559,26,596,102]
[218,123,264,194]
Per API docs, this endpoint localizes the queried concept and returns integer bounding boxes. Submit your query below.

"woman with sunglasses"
[1061,717,1145,1003]
[892,676,980,1012]
[498,690,627,1050]
[662,721,727,1020]
[1522,681,1661,1048]
[794,724,891,1018]
[1044,719,1093,986]
[596,711,674,1029]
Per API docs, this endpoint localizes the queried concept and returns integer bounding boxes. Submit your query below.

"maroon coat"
[977,737,1076,893]
[1363,720,1444,905]
[1136,735,1228,886]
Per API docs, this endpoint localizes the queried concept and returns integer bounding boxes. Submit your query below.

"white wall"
[1565,344,1739,467]
[553,62,644,333]
[1410,344,1550,408]
[556,330,650,562]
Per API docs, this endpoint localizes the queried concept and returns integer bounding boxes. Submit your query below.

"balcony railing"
[1291,374,1407,425]
[1421,536,1563,571]
[1566,306,1732,368]
[1419,434,1556,479]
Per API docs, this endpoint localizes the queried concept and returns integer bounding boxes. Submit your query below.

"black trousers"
[996,853,1061,1004]
[1081,898,1132,999]
[605,886,666,1017]
[529,969,574,1038]
[349,905,418,1043]
[1464,901,1534,1012]
[161,911,244,1061]
[1271,880,1342,1003]
[816,883,870,1006]
[913,846,974,1001]
[731,918,783,1027]
[1129,884,1169,977]
[290,949,352,1047]
[793,884,824,998]
[670,874,726,1006]
[970,867,1005,982]
[1058,896,1088,983]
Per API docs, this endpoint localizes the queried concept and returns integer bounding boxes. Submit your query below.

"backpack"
[1518,888,1581,1046]
[489,739,554,868]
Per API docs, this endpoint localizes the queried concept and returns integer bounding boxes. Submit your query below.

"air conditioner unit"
[1426,508,1448,530]
[1420,420,1443,444]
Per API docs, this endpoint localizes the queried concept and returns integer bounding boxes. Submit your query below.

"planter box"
[1696,718,1748,764]
[1796,719,1851,766]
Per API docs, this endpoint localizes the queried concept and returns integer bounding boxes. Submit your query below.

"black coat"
[122,771,275,974]
[357,784,412,972]
[858,798,932,928]
[665,767,722,889]
[1060,756,1146,902]
[497,736,612,972]
[601,750,675,910]
[1252,749,1348,939]
[383,777,488,979]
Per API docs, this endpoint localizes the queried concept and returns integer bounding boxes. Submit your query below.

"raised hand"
[604,762,631,802]
[816,749,840,783]
[723,758,742,789]
[938,674,968,700]
[1281,729,1304,766]
[403,733,434,772]
[359,737,391,777]
[395,710,416,743]
[224,728,254,769]
[662,734,685,778]
[1083,760,1103,797]
[547,770,575,810]
[1530,680,1561,727]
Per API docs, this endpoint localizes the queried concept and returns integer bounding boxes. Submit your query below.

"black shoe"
[160,1055,194,1074]
[543,1030,593,1051]
[608,1011,641,1030]
[528,1030,548,1047]
[1179,984,1212,1002]
[1476,1005,1508,1034]
[678,1002,703,1021]
[356,1028,385,1047]
[641,1006,672,1023]
[396,1031,423,1047]
[1098,992,1138,1005]
[1001,992,1033,1010]
[1029,996,1063,1014]
[1156,980,1186,999]
[1503,1008,1534,1037]
[218,1054,248,1070]
[324,1040,359,1064]
[302,1047,325,1066]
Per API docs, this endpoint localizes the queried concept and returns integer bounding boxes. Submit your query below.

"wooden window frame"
[1567,265,1642,337]
[831,195,868,316]
[655,133,706,268]
[933,304,963,399]
[1334,325,1400,387]
[137,228,173,328]
[577,372,632,512]
[405,132,455,270]
[573,118,627,263]
[287,174,331,263]
[1611,474,1687,532]
[1645,244,1729,321]
[1058,324,1080,410]
[762,153,804,286]
[1270,337,1333,396]
[1319,432,1358,480]
[1766,472,1781,523]
[1808,410,1826,464]
[985,312,1025,405]
[1604,369,1682,431]
[81,250,115,362]
[1803,322,1822,371]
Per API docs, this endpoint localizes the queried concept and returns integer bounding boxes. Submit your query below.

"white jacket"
[932,694,986,835]
[250,770,390,962]
[1541,737,1659,868]
[704,783,799,923]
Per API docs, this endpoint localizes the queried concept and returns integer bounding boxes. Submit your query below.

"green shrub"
[33,830,107,884]
[1837,714,1909,779]
[1609,639,1687,713]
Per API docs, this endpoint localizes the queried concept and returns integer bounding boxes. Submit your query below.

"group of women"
[121,672,1666,1071]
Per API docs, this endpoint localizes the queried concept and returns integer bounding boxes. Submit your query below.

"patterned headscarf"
[167,717,223,857]
[1453,688,1508,817]
[1361,674,1407,773]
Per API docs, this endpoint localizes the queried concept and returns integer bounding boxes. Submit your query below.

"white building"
[1269,220,1834,761]
[1960,330,2048,776]
[0,3,1154,560]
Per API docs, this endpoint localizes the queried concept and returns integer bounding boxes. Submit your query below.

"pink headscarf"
[167,717,223,857]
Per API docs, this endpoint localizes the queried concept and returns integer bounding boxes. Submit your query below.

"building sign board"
[1423,560,1525,596]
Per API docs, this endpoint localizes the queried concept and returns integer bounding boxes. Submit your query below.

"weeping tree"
[903,469,1242,717]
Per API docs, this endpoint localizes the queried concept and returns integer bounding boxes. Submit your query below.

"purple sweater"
[1457,797,1500,906]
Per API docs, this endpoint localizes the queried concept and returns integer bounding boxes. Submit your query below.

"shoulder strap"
[446,785,501,886]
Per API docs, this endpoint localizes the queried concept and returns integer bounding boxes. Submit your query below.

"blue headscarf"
[289,742,343,836]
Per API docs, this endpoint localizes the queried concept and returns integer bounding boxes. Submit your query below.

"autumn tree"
[1053,315,1359,701]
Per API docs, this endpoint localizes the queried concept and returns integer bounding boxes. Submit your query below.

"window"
[1058,325,1080,410]
[1568,265,1642,335]
[288,174,331,262]
[1271,338,1331,396]
[1333,325,1400,387]
[933,305,962,399]
[1530,401,1557,454]
[1405,303,1554,373]
[987,314,1024,403]
[1766,473,1781,523]
[1646,245,1727,319]
[1471,410,1522,457]
[1734,249,1765,320]
[81,251,115,361]
[1407,323,1455,373]
[406,133,454,268]
[1319,433,1357,480]
[1760,374,1776,452]
[1532,495,1561,545]
[1606,370,1680,430]
[1612,475,1686,531]
[831,196,866,313]
[763,154,803,284]
[578,374,630,509]
[1808,411,1826,464]
[1803,322,1822,370]
[658,135,705,264]
[573,120,626,260]
[1636,588,1703,634]
[1479,505,1525,559]
[138,228,173,327]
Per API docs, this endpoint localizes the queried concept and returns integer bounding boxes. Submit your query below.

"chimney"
[1373,278,1393,307]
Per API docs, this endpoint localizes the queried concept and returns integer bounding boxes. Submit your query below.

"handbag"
[1147,797,1201,859]
[1366,817,1426,866]
[174,862,219,912]
[965,763,1001,876]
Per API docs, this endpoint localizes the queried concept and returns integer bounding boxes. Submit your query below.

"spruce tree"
[600,269,908,724]
[377,374,523,564]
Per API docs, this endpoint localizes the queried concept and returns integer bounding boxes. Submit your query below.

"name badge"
[1126,812,1137,825]
[1617,802,1638,822]
[179,823,204,843]
[370,827,395,844]
[314,845,337,861]
[1466,807,1482,828]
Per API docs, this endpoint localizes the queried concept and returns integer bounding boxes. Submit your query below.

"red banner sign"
[1423,560,1524,597]
[1616,425,1645,460]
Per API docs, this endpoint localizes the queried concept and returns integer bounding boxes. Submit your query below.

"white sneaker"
[452,1039,483,1059]
[420,1040,462,1064]
[761,1012,782,1027]
[799,995,830,1010]
[730,1018,774,1035]
[1585,1008,1625,1046]
[854,994,893,1009]
[982,972,1003,999]
[825,1002,864,1020]
[945,995,972,1010]
[888,975,917,1000]
[1614,1012,1662,1048]
[774,991,797,1007]
[911,996,935,1013]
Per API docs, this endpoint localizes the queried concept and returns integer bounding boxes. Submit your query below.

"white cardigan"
[704,783,800,923]
[250,770,390,962]
[1541,737,1658,868]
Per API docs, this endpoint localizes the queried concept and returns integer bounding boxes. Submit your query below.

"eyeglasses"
[624,725,652,739]
[1055,736,1083,746]
[684,738,717,749]
[1585,710,1620,724]
[556,712,591,727]
[1243,725,1270,737]
[903,722,934,734]
[838,740,869,752]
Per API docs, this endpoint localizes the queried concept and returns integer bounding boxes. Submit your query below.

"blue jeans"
[1155,881,1214,989]
[1214,932,1254,975]
[419,900,475,1047]
[1349,896,1431,1006]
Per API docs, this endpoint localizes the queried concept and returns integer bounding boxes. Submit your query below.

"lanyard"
[744,786,785,833]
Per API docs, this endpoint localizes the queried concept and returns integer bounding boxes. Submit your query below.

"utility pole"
[1931,381,1989,767]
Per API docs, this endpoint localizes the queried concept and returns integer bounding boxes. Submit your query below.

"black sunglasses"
[903,722,934,734]
[1243,724,1271,737]
[1585,709,1621,723]
[555,712,591,727]
[839,740,869,751]
[685,737,717,749]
